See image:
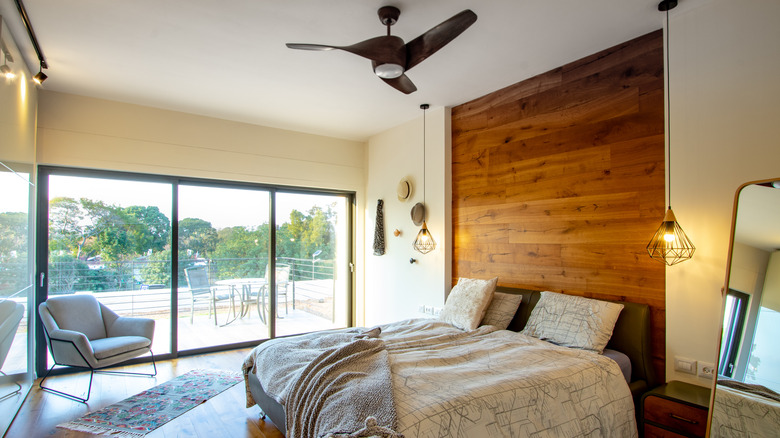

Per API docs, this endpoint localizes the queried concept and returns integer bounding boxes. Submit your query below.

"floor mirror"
[708,178,780,437]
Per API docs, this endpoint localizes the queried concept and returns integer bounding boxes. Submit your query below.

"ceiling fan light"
[374,63,404,79]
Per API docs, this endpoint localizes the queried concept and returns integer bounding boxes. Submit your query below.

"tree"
[49,197,123,259]
[0,212,28,261]
[179,218,217,258]
[124,206,170,255]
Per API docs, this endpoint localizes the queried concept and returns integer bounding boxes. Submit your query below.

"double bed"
[242,286,656,437]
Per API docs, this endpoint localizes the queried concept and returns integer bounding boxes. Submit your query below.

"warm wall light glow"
[1,64,15,79]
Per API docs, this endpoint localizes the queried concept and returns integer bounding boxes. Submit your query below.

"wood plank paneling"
[452,30,666,383]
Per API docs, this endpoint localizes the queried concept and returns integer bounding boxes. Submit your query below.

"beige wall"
[364,107,452,325]
[0,18,37,164]
[35,91,368,322]
[666,0,780,384]
[762,252,780,313]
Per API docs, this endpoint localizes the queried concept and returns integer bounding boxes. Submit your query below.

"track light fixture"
[1,52,14,79]
[33,62,47,85]
[14,0,49,84]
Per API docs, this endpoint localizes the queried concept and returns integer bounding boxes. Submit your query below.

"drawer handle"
[669,413,698,424]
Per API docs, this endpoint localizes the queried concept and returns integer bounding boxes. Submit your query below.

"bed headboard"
[498,287,657,400]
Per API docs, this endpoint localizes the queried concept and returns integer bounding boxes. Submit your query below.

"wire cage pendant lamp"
[413,104,436,254]
[647,0,695,266]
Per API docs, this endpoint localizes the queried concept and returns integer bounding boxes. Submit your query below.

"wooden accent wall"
[452,30,666,381]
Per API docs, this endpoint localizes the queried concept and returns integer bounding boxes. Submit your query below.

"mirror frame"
[706,177,780,436]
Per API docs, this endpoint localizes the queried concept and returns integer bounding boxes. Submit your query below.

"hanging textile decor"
[373,199,385,256]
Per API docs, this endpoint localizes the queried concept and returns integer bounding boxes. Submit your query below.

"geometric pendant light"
[413,103,436,254]
[647,0,695,266]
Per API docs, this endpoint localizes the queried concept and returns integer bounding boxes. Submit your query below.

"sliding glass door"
[275,192,350,337]
[44,173,173,356]
[36,167,353,365]
[177,184,271,350]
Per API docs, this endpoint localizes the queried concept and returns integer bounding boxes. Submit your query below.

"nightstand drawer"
[644,423,688,438]
[644,395,708,437]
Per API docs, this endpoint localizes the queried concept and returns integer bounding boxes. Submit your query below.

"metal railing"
[44,257,336,320]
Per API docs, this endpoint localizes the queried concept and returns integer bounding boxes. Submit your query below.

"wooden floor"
[6,349,285,438]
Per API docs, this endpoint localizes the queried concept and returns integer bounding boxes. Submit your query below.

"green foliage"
[44,195,339,292]
[179,217,218,257]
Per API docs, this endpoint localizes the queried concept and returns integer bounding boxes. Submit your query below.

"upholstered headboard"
[498,287,657,401]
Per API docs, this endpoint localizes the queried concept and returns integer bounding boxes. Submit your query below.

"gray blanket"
[242,327,400,438]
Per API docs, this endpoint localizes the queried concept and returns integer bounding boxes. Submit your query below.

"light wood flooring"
[6,349,285,438]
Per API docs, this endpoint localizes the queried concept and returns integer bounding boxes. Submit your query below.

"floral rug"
[57,369,243,437]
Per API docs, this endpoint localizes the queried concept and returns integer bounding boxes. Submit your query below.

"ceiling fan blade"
[381,74,417,94]
[286,43,338,51]
[404,9,477,71]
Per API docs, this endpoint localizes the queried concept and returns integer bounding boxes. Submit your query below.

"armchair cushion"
[92,336,152,360]
[45,294,107,340]
[105,315,155,340]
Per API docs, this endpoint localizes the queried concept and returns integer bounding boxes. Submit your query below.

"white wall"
[364,107,452,326]
[666,0,780,384]
[35,91,368,323]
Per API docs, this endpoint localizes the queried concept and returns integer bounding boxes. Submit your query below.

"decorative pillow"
[439,277,498,331]
[521,291,623,353]
[480,292,523,329]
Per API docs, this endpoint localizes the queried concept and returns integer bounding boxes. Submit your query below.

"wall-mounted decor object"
[397,177,412,201]
[373,199,385,256]
[410,202,424,226]
[393,229,401,237]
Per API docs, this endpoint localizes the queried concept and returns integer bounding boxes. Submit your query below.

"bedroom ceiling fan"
[286,6,478,94]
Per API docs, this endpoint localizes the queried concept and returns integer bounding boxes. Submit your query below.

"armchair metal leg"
[39,351,157,403]
[39,363,94,403]
[0,370,23,402]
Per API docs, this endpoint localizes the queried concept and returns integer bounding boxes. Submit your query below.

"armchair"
[38,294,156,403]
[0,300,24,401]
[184,267,235,325]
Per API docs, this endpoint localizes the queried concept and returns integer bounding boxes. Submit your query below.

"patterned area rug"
[58,369,243,437]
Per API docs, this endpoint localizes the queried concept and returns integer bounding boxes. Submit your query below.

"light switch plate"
[675,357,698,375]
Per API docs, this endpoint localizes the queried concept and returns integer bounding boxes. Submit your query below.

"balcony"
[3,257,345,373]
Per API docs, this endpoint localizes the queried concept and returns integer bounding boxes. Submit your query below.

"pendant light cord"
[666,7,672,210]
[421,103,429,221]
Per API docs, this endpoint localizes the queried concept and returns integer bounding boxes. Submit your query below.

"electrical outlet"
[698,362,716,379]
[424,305,434,315]
[433,307,443,316]
[418,304,426,314]
[674,357,697,375]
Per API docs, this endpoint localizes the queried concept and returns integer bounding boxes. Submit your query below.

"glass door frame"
[35,165,354,376]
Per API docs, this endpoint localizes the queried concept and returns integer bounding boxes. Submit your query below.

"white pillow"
[521,291,623,353]
[480,292,523,329]
[439,277,498,331]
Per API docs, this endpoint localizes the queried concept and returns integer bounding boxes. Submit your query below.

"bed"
[242,286,657,437]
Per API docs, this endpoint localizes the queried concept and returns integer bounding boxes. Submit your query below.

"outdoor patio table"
[215,278,268,323]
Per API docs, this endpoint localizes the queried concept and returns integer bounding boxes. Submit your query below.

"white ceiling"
[0,0,706,141]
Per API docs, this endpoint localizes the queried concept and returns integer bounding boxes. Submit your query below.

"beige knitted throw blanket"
[242,327,401,438]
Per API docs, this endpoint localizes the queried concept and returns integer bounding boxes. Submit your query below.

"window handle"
[40,272,45,287]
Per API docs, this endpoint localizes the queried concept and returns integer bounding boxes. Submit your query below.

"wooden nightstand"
[641,381,711,437]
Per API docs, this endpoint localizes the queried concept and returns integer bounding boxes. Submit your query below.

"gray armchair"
[38,294,156,402]
[0,300,24,401]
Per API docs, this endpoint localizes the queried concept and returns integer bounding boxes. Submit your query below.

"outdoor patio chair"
[184,267,235,325]
[0,299,25,401]
[256,264,290,323]
[38,294,156,403]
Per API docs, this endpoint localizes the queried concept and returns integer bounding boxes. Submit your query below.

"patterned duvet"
[247,318,637,437]
[381,318,636,437]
